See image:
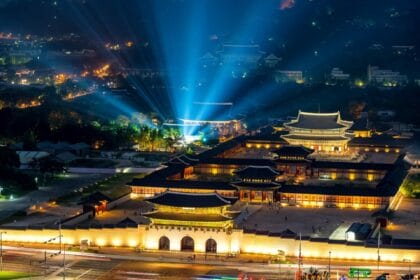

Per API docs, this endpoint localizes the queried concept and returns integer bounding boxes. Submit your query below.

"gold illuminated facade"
[282,111,353,153]
[143,191,237,228]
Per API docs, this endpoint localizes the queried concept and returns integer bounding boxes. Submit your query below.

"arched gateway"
[180,236,194,251]
[159,236,170,250]
[205,238,217,253]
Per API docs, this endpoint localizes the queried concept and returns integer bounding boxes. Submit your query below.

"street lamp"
[403,258,411,278]
[43,222,65,279]
[0,231,6,271]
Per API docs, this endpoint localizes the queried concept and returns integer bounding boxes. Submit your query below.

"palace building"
[232,166,283,203]
[282,111,353,153]
[130,135,409,209]
[144,191,238,228]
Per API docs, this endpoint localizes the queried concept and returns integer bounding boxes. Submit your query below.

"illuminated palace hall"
[282,111,353,154]
[2,110,417,266]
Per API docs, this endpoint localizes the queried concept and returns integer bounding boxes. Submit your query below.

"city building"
[275,70,304,83]
[367,65,408,87]
[330,67,350,80]
[263,53,281,68]
[217,44,265,69]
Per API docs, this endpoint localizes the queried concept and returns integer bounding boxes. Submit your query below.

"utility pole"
[0,231,6,271]
[43,221,64,279]
[297,232,302,280]
[59,222,65,280]
[328,251,331,280]
[377,230,381,272]
[44,250,47,277]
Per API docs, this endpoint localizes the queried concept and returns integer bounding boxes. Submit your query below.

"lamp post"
[0,231,6,271]
[403,258,411,278]
[43,222,65,279]
[328,251,331,280]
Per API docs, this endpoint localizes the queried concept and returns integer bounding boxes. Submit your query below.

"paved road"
[2,246,419,280]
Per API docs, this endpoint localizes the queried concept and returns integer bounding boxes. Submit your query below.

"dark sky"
[0,0,419,47]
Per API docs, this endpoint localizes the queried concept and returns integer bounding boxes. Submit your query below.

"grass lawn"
[0,271,33,279]
[400,173,420,198]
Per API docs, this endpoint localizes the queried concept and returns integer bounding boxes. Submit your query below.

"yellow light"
[96,238,106,246]
[256,144,261,149]
[246,144,252,148]
[338,203,345,208]
[265,144,270,149]
[355,79,364,87]
[367,174,374,181]
[353,203,360,209]
[112,238,121,247]
[128,239,138,247]
[211,168,218,175]
[367,204,374,209]
[349,173,355,180]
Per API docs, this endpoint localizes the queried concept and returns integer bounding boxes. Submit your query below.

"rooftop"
[234,165,280,179]
[143,212,234,222]
[282,134,350,141]
[146,190,234,208]
[273,145,314,157]
[284,111,353,130]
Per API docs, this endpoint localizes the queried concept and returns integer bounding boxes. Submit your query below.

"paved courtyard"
[240,204,374,238]
[384,198,420,239]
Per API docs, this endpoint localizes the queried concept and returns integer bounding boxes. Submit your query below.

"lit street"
[1,245,419,279]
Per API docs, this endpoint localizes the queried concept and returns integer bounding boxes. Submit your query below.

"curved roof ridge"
[146,190,232,207]
[235,165,280,173]
[298,110,340,116]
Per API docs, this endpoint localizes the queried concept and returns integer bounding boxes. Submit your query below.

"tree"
[0,147,20,170]
[22,130,37,150]
[39,158,65,177]
[162,127,181,152]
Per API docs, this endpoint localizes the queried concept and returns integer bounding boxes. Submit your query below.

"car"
[400,274,419,280]
[376,273,390,280]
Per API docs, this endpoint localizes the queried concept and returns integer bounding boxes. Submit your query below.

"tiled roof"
[282,134,350,141]
[234,166,280,179]
[285,111,351,130]
[273,145,314,157]
[231,181,281,190]
[143,212,234,222]
[146,190,233,207]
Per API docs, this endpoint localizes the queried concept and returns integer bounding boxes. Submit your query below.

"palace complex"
[1,111,418,264]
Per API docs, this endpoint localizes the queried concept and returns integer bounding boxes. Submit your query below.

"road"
[1,245,419,280]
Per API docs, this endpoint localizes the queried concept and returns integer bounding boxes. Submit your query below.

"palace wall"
[2,226,419,263]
